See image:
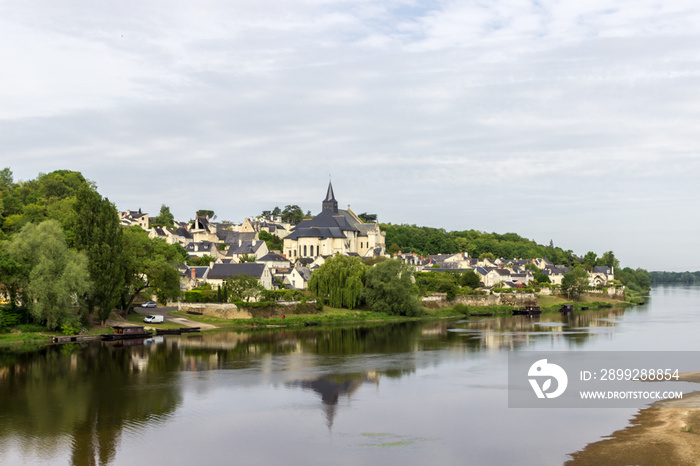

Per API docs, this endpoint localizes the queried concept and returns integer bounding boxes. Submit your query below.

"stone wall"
[422,293,538,308]
[179,302,253,319]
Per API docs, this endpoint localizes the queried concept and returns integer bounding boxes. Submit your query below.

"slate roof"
[593,266,612,274]
[217,231,256,244]
[226,240,265,256]
[175,227,193,239]
[257,253,289,263]
[293,267,311,281]
[184,266,209,279]
[185,241,216,253]
[207,263,266,280]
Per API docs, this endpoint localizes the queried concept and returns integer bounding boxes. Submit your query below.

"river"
[0,285,697,465]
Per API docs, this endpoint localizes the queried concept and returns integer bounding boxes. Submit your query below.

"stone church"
[283,183,386,261]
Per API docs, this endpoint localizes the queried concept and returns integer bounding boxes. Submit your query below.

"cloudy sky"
[2,0,699,271]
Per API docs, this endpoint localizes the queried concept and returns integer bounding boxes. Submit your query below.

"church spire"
[322,181,338,213]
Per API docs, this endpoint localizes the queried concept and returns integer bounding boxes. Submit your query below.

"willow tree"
[308,254,365,309]
[7,220,90,330]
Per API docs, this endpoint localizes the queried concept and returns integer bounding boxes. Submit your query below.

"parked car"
[141,301,157,308]
[143,315,164,324]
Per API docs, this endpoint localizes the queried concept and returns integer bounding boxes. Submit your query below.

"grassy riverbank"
[0,292,636,343]
[171,294,633,329]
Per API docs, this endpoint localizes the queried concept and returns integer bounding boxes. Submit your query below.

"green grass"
[0,332,51,346]
[170,307,421,329]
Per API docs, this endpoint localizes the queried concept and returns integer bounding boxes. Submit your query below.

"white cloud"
[1,0,699,270]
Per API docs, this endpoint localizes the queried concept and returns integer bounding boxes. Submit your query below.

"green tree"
[6,221,90,330]
[0,168,13,195]
[533,271,551,284]
[583,251,597,268]
[561,266,589,300]
[308,254,365,309]
[187,255,215,267]
[121,227,184,312]
[358,213,377,223]
[154,205,175,228]
[226,275,264,302]
[460,270,481,288]
[281,205,304,224]
[70,186,125,325]
[598,251,620,270]
[363,259,422,316]
[0,248,22,309]
[196,209,215,219]
[259,230,283,251]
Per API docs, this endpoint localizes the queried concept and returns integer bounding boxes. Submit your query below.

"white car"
[143,315,164,324]
[141,301,157,308]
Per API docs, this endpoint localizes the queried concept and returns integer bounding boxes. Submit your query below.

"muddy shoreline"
[567,376,700,466]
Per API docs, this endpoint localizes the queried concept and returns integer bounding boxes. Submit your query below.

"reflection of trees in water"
[302,322,424,355]
[0,341,183,466]
[448,308,627,350]
[177,323,428,370]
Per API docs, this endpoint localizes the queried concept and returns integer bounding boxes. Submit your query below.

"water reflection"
[447,308,627,350]
[288,373,379,430]
[0,308,632,465]
[0,340,183,466]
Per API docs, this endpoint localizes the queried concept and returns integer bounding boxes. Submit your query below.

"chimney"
[191,268,196,279]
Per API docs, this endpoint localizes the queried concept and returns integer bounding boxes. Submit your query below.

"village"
[119,182,616,300]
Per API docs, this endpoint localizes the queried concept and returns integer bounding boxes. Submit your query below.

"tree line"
[649,271,700,284]
[381,223,621,269]
[0,169,186,331]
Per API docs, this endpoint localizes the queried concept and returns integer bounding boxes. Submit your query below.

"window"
[303,245,307,257]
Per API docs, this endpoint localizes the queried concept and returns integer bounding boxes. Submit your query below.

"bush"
[61,317,83,336]
[15,324,46,333]
[184,290,219,303]
[452,303,469,314]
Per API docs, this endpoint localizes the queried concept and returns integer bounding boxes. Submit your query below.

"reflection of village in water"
[447,308,629,350]
[0,308,633,464]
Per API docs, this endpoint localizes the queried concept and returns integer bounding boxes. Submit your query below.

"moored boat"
[102,326,152,341]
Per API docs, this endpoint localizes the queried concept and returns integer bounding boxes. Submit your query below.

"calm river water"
[1,285,698,465]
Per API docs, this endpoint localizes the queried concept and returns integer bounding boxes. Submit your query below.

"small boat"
[513,306,542,316]
[558,304,574,314]
[180,327,201,333]
[155,327,201,335]
[102,326,152,341]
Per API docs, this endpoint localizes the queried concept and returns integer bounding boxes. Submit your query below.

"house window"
[303,245,307,256]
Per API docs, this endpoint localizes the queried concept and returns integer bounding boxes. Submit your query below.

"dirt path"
[132,307,218,330]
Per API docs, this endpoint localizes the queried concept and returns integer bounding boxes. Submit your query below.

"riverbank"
[0,292,634,344]
[567,395,700,465]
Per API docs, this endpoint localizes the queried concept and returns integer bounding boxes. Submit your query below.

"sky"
[1,0,699,272]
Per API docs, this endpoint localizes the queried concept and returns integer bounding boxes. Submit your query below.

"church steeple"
[322,181,338,213]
